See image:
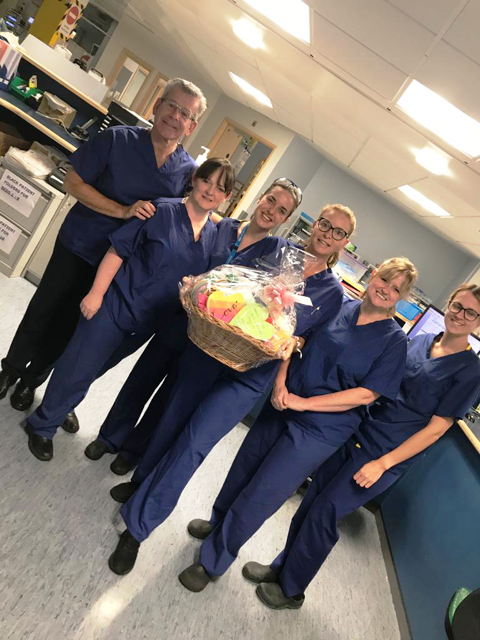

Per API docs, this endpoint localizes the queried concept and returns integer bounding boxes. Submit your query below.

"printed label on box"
[0,170,40,218]
[0,214,21,254]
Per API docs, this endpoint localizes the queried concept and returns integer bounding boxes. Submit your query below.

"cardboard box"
[37,92,76,128]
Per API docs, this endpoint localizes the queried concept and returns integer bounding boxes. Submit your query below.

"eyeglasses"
[448,300,480,322]
[317,217,350,241]
[160,98,196,122]
[272,177,303,207]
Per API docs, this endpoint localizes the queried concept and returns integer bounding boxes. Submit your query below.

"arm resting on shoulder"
[80,247,123,320]
[287,387,380,413]
[354,415,454,488]
[64,169,155,221]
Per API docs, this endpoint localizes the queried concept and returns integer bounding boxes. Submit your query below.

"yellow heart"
[206,291,245,322]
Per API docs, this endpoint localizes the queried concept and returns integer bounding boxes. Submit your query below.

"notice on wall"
[0,171,40,218]
[0,215,22,255]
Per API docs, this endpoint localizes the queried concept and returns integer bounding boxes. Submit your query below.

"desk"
[458,418,480,454]
[0,90,79,152]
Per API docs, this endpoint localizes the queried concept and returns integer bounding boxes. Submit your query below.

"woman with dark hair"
[241,283,480,611]
[23,158,234,462]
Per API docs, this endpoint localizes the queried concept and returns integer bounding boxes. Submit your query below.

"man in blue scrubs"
[0,78,205,431]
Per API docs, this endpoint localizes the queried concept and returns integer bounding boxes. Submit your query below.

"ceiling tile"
[405,176,480,219]
[312,121,365,166]
[274,103,312,140]
[443,2,480,65]
[385,0,461,34]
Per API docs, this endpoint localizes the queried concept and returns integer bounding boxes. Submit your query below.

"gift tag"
[206,291,245,322]
[230,302,275,340]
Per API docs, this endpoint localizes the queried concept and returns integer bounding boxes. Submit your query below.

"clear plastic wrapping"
[180,246,313,370]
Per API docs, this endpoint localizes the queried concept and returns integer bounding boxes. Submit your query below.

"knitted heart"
[230,302,275,340]
[206,291,246,322]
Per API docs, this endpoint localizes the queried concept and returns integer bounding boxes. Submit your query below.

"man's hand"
[286,393,307,412]
[353,459,388,489]
[123,200,156,221]
[80,291,104,320]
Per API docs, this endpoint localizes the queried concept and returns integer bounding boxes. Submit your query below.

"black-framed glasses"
[160,98,196,122]
[448,300,480,322]
[272,177,303,206]
[317,217,350,241]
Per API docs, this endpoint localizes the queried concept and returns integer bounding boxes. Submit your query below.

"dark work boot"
[108,530,140,575]
[242,562,278,584]
[256,583,305,610]
[61,411,79,434]
[84,439,109,460]
[178,563,212,592]
[11,381,35,411]
[187,518,213,540]
[25,425,53,461]
[110,454,136,476]
[110,480,140,503]
[0,370,16,400]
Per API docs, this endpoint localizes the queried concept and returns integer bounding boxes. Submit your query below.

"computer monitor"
[407,305,480,355]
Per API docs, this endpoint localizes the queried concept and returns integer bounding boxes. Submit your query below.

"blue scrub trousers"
[27,305,136,439]
[197,410,339,577]
[96,333,181,459]
[270,441,399,597]
[120,373,272,542]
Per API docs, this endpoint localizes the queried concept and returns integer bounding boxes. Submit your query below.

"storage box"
[0,122,31,157]
[37,92,76,128]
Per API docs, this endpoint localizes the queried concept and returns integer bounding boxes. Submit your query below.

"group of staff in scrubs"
[2,75,480,614]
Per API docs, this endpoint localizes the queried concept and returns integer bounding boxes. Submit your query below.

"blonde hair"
[367,256,418,316]
[449,283,480,305]
[318,204,357,268]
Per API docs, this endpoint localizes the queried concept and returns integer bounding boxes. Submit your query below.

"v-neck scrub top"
[285,298,408,445]
[58,126,196,265]
[357,332,480,472]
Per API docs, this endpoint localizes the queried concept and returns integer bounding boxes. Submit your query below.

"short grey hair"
[162,78,207,120]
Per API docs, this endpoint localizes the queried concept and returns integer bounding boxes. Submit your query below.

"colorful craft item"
[230,302,275,341]
[264,282,295,309]
[206,291,246,322]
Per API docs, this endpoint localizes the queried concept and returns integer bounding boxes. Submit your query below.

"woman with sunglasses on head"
[107,205,355,575]
[84,178,303,471]
[240,284,480,611]
[176,257,417,593]
[23,158,234,462]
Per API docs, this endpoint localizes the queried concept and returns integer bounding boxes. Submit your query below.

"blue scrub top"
[285,298,408,446]
[58,126,196,265]
[105,201,216,334]
[357,332,480,472]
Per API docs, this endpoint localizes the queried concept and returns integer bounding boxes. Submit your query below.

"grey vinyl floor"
[0,272,401,640]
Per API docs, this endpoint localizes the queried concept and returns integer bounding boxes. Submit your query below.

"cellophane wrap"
[180,246,313,370]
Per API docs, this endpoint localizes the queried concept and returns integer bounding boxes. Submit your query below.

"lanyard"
[226,223,249,264]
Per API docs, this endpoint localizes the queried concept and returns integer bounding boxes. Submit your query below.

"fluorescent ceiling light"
[243,0,310,43]
[398,185,452,218]
[232,19,264,49]
[415,146,450,176]
[229,72,273,108]
[397,80,480,157]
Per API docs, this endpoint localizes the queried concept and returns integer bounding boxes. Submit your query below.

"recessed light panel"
[232,19,264,49]
[398,185,452,218]
[415,146,450,176]
[229,72,273,108]
[397,80,480,158]
[243,0,310,43]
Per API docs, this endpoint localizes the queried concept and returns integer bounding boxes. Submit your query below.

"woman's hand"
[353,459,388,489]
[279,337,297,361]
[271,381,289,410]
[286,393,307,412]
[123,200,156,221]
[80,291,104,320]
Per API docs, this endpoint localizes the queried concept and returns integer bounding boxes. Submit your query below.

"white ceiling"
[112,0,480,259]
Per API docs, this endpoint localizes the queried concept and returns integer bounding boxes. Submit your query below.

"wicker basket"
[183,289,280,372]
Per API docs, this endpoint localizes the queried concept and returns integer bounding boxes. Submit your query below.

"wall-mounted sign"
[0,170,40,218]
[0,215,21,255]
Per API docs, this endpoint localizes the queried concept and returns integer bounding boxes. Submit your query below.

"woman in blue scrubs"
[106,205,358,575]
[23,158,234,462]
[239,283,480,610]
[84,179,304,469]
[171,257,418,592]
[0,78,204,431]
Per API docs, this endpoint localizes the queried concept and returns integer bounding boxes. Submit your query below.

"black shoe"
[108,530,140,575]
[256,583,305,610]
[242,562,278,584]
[110,454,136,476]
[61,411,79,434]
[187,518,213,540]
[178,563,211,592]
[25,424,53,461]
[84,439,109,460]
[110,480,140,503]
[0,370,16,400]
[11,381,35,411]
